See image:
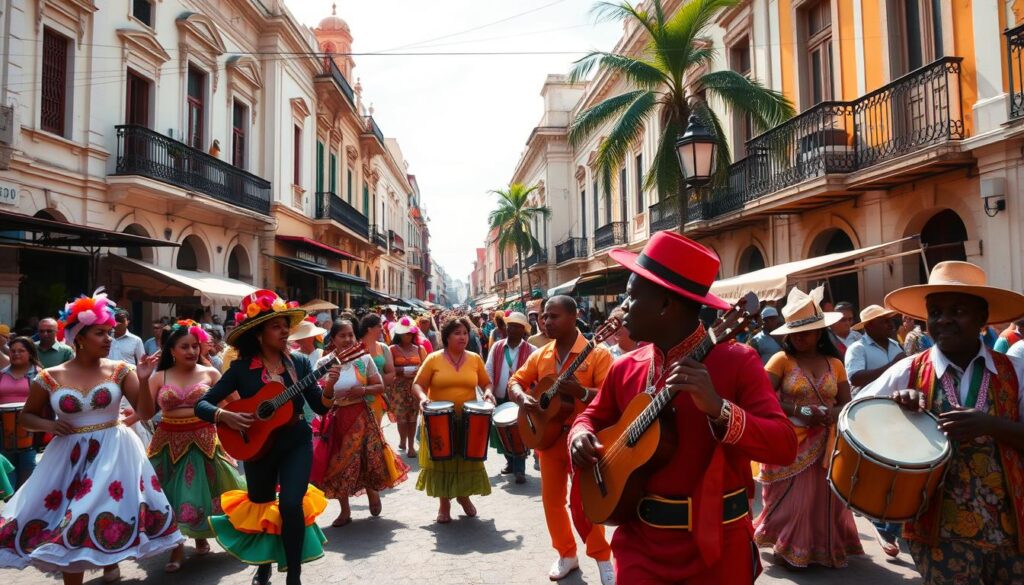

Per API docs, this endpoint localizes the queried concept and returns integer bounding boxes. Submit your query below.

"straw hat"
[288,320,328,342]
[505,311,530,329]
[884,261,1024,324]
[771,286,842,335]
[392,316,420,337]
[226,289,307,347]
[851,305,898,331]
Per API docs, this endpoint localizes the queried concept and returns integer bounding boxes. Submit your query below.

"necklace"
[444,350,466,370]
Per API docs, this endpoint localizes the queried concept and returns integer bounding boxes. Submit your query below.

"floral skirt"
[415,422,491,498]
[387,377,420,423]
[0,425,183,573]
[148,421,246,539]
[208,486,327,572]
[313,403,409,499]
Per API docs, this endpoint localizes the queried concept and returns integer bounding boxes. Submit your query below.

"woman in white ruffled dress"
[0,291,183,585]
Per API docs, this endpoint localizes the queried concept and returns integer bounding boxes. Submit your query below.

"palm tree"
[488,183,552,301]
[568,0,794,221]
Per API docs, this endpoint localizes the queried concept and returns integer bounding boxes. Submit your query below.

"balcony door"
[125,69,150,127]
[186,65,206,150]
[884,0,945,153]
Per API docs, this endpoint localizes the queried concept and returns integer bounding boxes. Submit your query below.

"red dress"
[571,332,798,584]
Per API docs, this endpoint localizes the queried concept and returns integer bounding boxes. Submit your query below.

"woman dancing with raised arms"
[195,290,330,585]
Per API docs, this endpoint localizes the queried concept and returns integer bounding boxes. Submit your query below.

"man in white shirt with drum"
[484,312,535,484]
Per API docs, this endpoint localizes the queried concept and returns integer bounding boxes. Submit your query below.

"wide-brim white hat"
[771,286,842,335]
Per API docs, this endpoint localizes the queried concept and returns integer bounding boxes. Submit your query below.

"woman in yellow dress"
[412,317,494,523]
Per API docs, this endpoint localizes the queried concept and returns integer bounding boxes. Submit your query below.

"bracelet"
[711,399,732,426]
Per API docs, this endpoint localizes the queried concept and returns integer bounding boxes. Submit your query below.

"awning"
[107,254,256,308]
[548,278,580,297]
[0,209,179,249]
[365,288,400,304]
[710,238,919,303]
[472,294,501,310]
[547,266,629,298]
[275,235,358,261]
[271,256,368,293]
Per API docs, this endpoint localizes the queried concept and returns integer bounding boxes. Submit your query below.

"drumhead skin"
[0,403,25,410]
[424,401,455,413]
[463,400,494,414]
[839,397,949,468]
[493,402,518,425]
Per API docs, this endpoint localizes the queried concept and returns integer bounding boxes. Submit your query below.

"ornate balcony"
[594,222,626,251]
[371,226,388,249]
[1007,24,1024,120]
[315,192,369,237]
[506,264,519,280]
[555,237,588,264]
[524,249,548,268]
[114,125,271,215]
[388,230,405,254]
[317,58,356,109]
[648,197,681,233]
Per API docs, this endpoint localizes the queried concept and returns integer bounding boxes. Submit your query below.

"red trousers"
[612,521,760,584]
[538,442,611,561]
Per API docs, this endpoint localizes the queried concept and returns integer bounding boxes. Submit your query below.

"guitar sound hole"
[256,401,275,420]
[539,395,550,409]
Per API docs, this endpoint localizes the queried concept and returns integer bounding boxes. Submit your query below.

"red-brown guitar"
[578,293,760,524]
[519,318,622,450]
[217,343,366,461]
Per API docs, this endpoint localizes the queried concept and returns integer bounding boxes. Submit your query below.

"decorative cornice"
[290,97,311,121]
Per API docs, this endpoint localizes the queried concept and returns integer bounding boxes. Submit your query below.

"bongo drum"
[0,403,33,451]
[462,400,494,461]
[828,396,950,522]
[423,401,455,461]
[493,402,528,458]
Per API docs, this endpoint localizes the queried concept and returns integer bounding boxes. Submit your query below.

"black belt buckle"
[637,489,749,530]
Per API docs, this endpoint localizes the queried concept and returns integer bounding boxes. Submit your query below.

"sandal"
[874,527,900,557]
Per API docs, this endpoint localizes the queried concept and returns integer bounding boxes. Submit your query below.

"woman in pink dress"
[753,287,863,568]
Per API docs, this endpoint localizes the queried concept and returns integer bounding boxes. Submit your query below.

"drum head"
[493,402,519,424]
[841,397,949,468]
[424,401,455,413]
[0,402,25,410]
[463,400,494,414]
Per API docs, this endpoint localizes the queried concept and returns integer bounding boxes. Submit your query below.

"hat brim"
[885,285,1024,325]
[850,310,899,331]
[770,311,843,335]
[288,325,328,341]
[392,325,418,337]
[610,249,730,311]
[227,309,307,347]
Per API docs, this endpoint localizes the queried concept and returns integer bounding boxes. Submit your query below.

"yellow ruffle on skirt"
[220,485,328,535]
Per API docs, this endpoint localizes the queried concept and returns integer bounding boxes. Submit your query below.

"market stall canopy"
[300,298,338,311]
[270,256,368,293]
[547,278,580,297]
[365,288,401,304]
[0,210,180,249]
[547,266,629,298]
[709,238,918,303]
[274,235,358,261]
[107,254,256,308]
[472,294,501,310]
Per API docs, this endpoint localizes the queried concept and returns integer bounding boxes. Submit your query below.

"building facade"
[478,0,1024,315]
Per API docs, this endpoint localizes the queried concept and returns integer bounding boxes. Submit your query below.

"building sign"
[295,249,328,266]
[0,183,19,206]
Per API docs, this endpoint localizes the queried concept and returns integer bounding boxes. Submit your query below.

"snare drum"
[462,400,494,461]
[493,402,528,457]
[0,403,33,452]
[423,401,456,461]
[828,396,950,522]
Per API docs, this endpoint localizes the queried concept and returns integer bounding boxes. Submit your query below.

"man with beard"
[570,231,797,584]
[863,261,1024,584]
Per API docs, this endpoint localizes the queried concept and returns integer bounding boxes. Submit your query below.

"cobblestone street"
[0,423,922,585]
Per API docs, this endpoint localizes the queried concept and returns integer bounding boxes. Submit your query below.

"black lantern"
[675,114,717,188]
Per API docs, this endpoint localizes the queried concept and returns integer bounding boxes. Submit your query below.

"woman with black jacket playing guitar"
[195,290,332,585]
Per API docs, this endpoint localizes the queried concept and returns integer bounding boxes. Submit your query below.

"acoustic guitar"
[578,293,760,525]
[217,343,367,461]
[518,318,622,450]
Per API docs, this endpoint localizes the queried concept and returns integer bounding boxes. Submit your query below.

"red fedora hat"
[610,231,730,311]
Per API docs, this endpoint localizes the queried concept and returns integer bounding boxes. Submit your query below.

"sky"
[285,0,623,282]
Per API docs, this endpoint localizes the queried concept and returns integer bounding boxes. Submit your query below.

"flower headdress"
[225,289,307,348]
[57,288,117,347]
[171,319,210,343]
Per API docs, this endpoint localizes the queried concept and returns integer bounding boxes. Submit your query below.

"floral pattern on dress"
[90,388,112,410]
[43,490,62,511]
[108,481,124,502]
[66,514,89,548]
[58,395,83,414]
[92,512,135,550]
[19,519,57,553]
[86,438,100,462]
[69,443,81,465]
[139,503,170,538]
[0,518,17,548]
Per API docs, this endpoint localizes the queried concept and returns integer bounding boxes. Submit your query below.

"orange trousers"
[539,440,611,561]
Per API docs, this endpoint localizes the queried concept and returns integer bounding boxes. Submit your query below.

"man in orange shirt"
[508,296,614,584]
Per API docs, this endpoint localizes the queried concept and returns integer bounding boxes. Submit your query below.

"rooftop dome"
[317,3,349,33]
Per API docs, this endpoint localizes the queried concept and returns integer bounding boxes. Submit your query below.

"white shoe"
[597,560,615,585]
[548,556,579,580]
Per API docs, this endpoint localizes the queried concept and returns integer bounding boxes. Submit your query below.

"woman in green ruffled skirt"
[147,321,246,573]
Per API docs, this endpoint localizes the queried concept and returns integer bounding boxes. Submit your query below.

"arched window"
[227,245,252,283]
[177,235,210,272]
[809,228,857,309]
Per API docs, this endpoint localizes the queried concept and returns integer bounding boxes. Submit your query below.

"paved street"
[0,422,921,585]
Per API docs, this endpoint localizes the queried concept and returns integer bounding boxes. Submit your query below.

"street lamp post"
[675,113,718,222]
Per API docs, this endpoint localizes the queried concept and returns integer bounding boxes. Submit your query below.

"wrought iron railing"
[691,56,963,223]
[649,197,681,232]
[315,192,369,237]
[114,125,271,215]
[525,249,548,267]
[388,230,405,254]
[1009,25,1024,120]
[506,264,519,280]
[594,222,626,250]
[555,237,588,264]
[365,116,385,145]
[409,250,423,269]
[372,227,388,249]
[318,58,356,108]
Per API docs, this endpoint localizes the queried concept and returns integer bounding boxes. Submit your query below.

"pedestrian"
[862,261,1024,584]
[845,305,905,393]
[412,316,494,523]
[388,319,428,457]
[288,320,328,416]
[753,286,863,568]
[509,296,614,583]
[0,290,181,585]
[488,312,508,348]
[0,337,42,487]
[144,320,165,356]
[35,317,74,369]
[528,306,552,349]
[0,325,10,370]
[827,301,862,356]
[748,306,784,364]
[570,232,798,584]
[109,310,145,366]
[485,311,534,484]
[359,314,395,426]
[605,308,637,359]
[147,320,245,573]
[993,317,1024,353]
[417,315,438,350]
[901,316,933,355]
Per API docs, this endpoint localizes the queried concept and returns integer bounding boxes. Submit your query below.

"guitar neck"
[545,343,594,400]
[269,353,340,409]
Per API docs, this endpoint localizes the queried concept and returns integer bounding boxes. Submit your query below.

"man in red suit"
[570,231,798,584]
